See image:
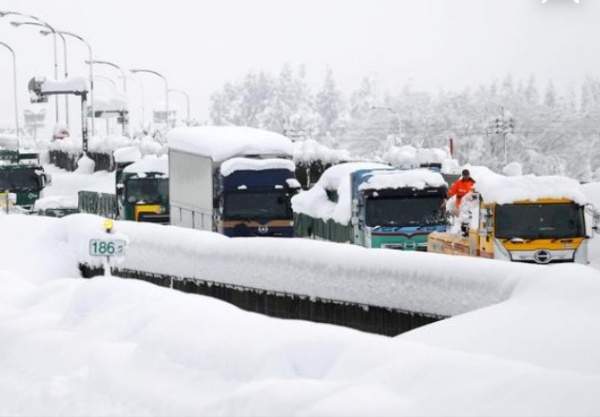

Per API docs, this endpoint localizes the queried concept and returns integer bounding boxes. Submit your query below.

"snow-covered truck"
[427,168,598,264]
[293,162,449,250]
[0,150,51,210]
[119,155,169,223]
[78,149,170,224]
[167,126,300,237]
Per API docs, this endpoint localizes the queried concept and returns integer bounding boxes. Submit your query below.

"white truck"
[167,126,300,237]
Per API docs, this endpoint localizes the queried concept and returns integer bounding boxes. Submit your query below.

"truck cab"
[120,155,169,224]
[0,150,51,210]
[217,158,299,237]
[351,168,448,250]
[476,198,590,263]
[428,170,596,264]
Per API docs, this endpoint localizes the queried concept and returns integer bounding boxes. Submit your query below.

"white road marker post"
[89,219,127,277]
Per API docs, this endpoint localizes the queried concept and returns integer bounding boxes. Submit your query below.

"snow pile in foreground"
[0,259,599,415]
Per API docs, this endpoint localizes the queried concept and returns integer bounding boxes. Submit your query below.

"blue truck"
[293,163,448,250]
[167,126,300,237]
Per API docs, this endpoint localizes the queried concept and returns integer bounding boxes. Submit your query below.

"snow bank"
[167,126,293,162]
[33,195,78,211]
[20,213,533,317]
[2,212,600,415]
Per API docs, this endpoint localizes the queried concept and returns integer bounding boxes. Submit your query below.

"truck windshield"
[224,191,292,220]
[365,196,446,227]
[495,203,584,239]
[126,178,169,203]
[0,167,40,191]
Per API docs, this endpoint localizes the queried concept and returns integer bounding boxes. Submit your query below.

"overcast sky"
[0,0,598,129]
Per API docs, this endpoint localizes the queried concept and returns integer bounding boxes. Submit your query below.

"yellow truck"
[428,170,598,264]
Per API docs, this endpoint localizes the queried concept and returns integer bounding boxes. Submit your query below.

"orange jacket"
[448,178,476,205]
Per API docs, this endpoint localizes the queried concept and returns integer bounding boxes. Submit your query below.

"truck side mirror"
[584,204,596,238]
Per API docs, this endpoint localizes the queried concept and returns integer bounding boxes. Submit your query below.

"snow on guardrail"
[62,214,540,318]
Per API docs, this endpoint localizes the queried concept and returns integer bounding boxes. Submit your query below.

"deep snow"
[0,166,599,415]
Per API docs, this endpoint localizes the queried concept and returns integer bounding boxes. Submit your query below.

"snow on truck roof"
[220,158,296,177]
[123,155,169,175]
[358,168,447,191]
[167,126,293,162]
[467,166,588,204]
[293,139,352,164]
[292,162,390,224]
[113,146,141,164]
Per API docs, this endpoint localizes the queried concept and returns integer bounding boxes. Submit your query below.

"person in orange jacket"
[447,169,476,211]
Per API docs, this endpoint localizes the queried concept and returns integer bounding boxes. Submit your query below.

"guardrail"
[72,216,539,336]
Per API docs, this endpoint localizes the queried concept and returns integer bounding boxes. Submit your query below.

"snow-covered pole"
[130,68,170,129]
[86,59,129,136]
[0,41,20,151]
[169,89,190,125]
[80,91,89,154]
[3,12,61,124]
[47,30,95,138]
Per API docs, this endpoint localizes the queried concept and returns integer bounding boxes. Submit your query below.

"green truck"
[79,151,169,224]
[0,150,52,211]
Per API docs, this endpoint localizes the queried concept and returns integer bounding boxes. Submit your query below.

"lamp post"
[168,89,190,125]
[10,20,70,127]
[41,29,95,136]
[1,11,60,123]
[130,68,169,128]
[94,76,118,136]
[86,59,129,136]
[0,41,20,148]
[86,59,126,93]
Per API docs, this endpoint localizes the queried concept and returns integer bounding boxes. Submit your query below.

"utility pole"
[493,108,515,166]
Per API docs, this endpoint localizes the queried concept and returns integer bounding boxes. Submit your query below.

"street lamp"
[2,11,61,123]
[0,41,20,148]
[10,20,70,127]
[130,68,169,128]
[94,76,119,136]
[86,59,127,93]
[87,59,129,136]
[168,89,190,125]
[40,29,95,137]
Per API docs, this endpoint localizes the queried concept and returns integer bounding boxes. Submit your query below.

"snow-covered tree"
[315,67,346,138]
